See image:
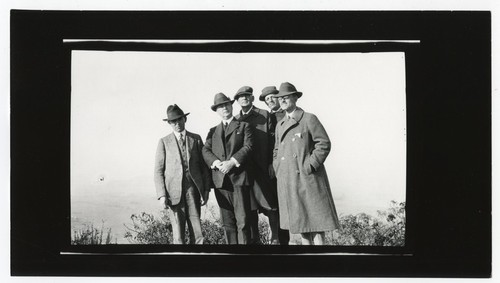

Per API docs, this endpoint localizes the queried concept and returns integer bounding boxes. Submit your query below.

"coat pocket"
[303,156,313,175]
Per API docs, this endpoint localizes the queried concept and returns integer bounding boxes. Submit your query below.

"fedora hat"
[234,86,253,100]
[211,92,234,111]
[259,86,279,101]
[163,104,190,121]
[275,82,303,98]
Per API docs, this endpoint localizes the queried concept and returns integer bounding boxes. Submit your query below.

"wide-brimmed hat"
[275,82,303,98]
[259,86,279,101]
[211,92,234,111]
[234,86,253,100]
[162,104,190,121]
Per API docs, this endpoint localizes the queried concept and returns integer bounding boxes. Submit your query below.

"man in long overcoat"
[154,104,211,244]
[202,93,254,244]
[272,82,340,245]
[234,86,284,245]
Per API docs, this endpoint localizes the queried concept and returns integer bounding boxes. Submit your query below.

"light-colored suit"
[154,131,211,205]
[154,131,211,244]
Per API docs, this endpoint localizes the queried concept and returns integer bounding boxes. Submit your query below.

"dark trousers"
[214,177,251,244]
[250,209,290,245]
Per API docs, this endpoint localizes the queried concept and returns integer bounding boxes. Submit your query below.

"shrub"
[72,222,115,245]
[124,209,226,244]
[328,201,406,246]
[124,201,405,246]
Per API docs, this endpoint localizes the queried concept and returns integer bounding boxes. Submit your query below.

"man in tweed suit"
[154,104,211,244]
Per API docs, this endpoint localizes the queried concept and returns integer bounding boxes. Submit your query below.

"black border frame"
[10,11,491,277]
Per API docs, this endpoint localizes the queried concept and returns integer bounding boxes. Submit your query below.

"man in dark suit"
[202,93,254,244]
[234,86,289,245]
[154,104,211,244]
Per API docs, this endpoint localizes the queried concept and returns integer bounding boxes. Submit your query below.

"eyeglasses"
[168,118,184,125]
[277,95,290,101]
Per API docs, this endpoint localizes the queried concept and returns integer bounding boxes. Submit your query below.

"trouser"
[249,208,290,245]
[214,178,251,244]
[166,176,203,244]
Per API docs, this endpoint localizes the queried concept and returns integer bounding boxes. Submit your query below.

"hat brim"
[162,112,190,121]
[211,100,234,111]
[274,91,302,98]
[234,92,253,100]
[259,91,279,101]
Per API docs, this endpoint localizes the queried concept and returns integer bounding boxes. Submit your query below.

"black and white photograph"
[70,48,407,246]
[7,7,492,279]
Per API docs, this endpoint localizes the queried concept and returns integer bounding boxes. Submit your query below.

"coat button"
[296,170,300,174]
[292,138,296,142]
[293,153,297,158]
[281,141,285,145]
[281,157,285,160]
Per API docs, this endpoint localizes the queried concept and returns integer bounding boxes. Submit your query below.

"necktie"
[180,134,185,146]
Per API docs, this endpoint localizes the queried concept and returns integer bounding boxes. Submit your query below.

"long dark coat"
[273,108,339,233]
[154,131,211,205]
[235,107,278,211]
[202,119,253,189]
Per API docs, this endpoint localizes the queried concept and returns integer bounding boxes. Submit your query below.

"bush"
[124,201,405,246]
[72,222,115,245]
[327,201,406,246]
[124,209,226,244]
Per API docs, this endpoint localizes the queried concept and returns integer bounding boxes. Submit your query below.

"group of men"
[154,82,340,245]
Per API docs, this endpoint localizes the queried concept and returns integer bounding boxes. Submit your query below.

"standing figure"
[154,104,211,244]
[273,82,340,245]
[259,86,285,122]
[202,93,254,244]
[234,86,285,245]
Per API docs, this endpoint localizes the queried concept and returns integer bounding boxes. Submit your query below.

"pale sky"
[71,50,406,214]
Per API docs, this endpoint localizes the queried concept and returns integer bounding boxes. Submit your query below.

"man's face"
[264,94,280,111]
[168,116,186,133]
[216,102,233,120]
[278,94,298,112]
[236,94,254,108]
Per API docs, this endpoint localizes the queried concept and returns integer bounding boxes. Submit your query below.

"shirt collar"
[173,130,186,140]
[286,108,297,119]
[222,116,234,125]
[241,105,254,115]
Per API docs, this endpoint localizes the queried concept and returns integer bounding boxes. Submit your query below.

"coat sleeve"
[266,111,276,166]
[153,139,167,199]
[197,136,213,191]
[272,120,280,171]
[202,127,218,167]
[231,122,253,165]
[307,114,331,170]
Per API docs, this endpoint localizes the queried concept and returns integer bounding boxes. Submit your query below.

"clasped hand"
[216,160,236,174]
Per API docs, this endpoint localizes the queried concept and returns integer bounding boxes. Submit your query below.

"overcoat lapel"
[279,108,305,142]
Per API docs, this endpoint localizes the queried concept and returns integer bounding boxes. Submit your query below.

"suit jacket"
[154,131,211,206]
[271,109,286,125]
[235,106,277,210]
[202,119,253,189]
[273,107,339,233]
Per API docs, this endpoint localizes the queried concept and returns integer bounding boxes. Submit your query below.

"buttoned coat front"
[235,107,277,210]
[202,120,254,189]
[273,107,339,233]
[154,131,211,206]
